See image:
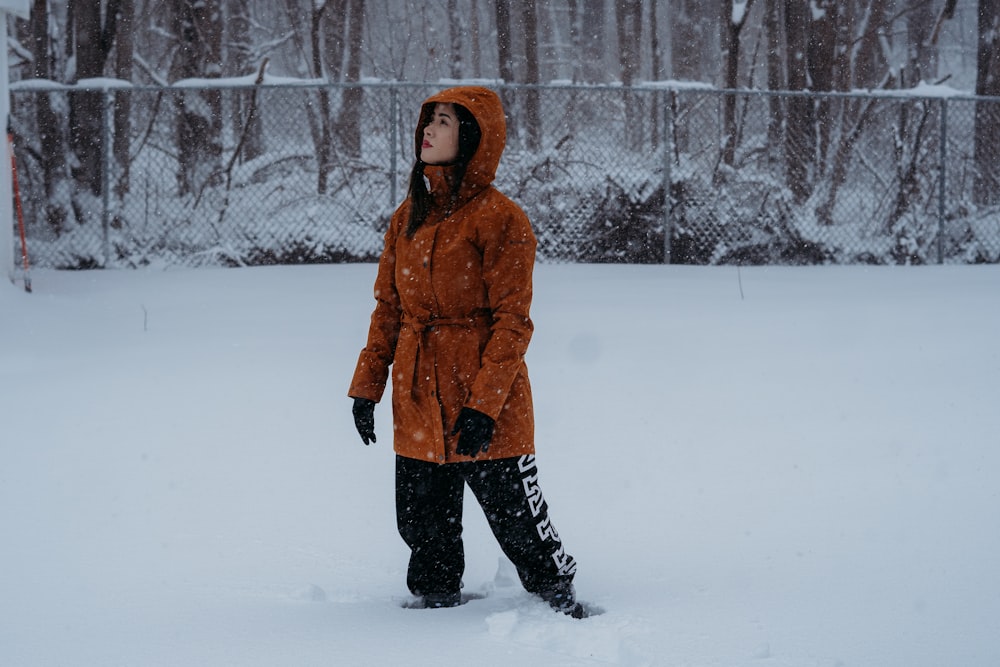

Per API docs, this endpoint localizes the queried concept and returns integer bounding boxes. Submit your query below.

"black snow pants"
[395,454,577,599]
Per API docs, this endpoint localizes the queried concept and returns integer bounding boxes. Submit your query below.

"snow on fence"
[8,79,1000,268]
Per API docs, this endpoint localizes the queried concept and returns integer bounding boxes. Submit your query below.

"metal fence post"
[938,98,947,265]
[101,88,112,267]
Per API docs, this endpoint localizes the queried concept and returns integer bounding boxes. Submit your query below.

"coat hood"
[415,86,506,195]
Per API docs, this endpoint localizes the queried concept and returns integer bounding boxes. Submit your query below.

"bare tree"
[650,0,664,146]
[615,0,642,149]
[303,0,366,191]
[974,0,1000,205]
[615,0,641,87]
[667,0,714,154]
[169,0,224,197]
[765,0,783,164]
[112,0,134,197]
[311,0,335,194]
[615,0,642,87]
[650,0,664,83]
[28,0,70,234]
[495,0,518,140]
[495,0,515,84]
[448,0,463,79]
[671,0,698,80]
[229,0,265,164]
[339,0,365,158]
[580,0,607,83]
[470,0,483,78]
[721,0,756,166]
[69,0,127,198]
[906,0,940,85]
[523,0,542,151]
[929,0,960,45]
[538,0,559,81]
[808,0,836,167]
[783,0,811,202]
[567,0,582,82]
[851,0,894,90]
[670,0,716,82]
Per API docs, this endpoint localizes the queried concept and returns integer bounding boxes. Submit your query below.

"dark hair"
[405,103,482,237]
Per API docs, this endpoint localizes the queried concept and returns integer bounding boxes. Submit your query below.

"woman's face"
[420,103,460,165]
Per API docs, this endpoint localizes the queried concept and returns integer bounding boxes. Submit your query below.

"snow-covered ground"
[2,263,998,667]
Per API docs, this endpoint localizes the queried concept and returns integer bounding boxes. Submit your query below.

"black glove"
[451,407,495,457]
[352,397,376,445]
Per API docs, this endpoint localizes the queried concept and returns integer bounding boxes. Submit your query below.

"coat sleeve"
[466,201,536,419]
[348,212,403,402]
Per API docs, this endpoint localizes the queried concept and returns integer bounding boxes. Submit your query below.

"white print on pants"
[518,455,578,577]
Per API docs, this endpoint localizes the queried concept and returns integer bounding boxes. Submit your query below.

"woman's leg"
[395,455,466,604]
[462,455,578,604]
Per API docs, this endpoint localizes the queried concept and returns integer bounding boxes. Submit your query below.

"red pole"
[8,127,30,293]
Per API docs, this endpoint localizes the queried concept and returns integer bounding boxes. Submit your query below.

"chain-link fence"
[9,80,1000,268]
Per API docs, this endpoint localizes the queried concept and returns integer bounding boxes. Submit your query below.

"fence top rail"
[10,75,1000,104]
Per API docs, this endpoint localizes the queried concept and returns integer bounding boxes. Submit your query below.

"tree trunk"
[669,0,714,153]
[113,0,134,198]
[495,0,518,142]
[816,87,887,226]
[539,0,559,81]
[973,0,1000,205]
[523,0,542,151]
[784,0,812,203]
[829,1,855,92]
[765,0,783,165]
[722,0,754,167]
[170,0,224,198]
[340,0,365,158]
[580,0,606,83]
[615,0,642,150]
[230,0,265,165]
[471,0,483,78]
[615,0,642,88]
[905,0,938,85]
[313,1,338,194]
[29,0,70,235]
[670,0,705,81]
[495,0,514,84]
[448,0,463,80]
[567,0,582,82]
[650,0,663,147]
[68,0,106,197]
[853,0,893,90]
[808,0,836,168]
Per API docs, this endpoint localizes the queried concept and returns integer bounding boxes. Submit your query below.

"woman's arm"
[465,203,537,418]
[349,212,404,402]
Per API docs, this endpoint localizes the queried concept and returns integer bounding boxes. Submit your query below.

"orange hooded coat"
[349,86,536,463]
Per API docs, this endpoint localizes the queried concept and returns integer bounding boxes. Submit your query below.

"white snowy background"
[2,263,999,666]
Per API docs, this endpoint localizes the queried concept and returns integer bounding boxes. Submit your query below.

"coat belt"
[401,311,492,334]
[400,311,492,405]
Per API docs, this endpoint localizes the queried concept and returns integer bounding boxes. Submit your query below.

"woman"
[348,86,583,617]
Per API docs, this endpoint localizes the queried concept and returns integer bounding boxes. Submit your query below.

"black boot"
[538,582,587,619]
[422,591,462,608]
